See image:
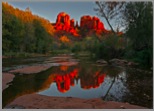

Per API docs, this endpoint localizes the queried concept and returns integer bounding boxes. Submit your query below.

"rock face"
[80,16,105,31]
[54,12,122,37]
[56,12,70,31]
[55,12,78,36]
[54,12,111,37]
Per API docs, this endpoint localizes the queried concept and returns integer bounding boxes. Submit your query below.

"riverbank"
[2,73,15,91]
[4,93,146,109]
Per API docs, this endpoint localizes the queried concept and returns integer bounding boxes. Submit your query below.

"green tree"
[21,22,35,52]
[2,11,24,54]
[124,2,153,67]
[125,2,153,51]
[33,20,52,54]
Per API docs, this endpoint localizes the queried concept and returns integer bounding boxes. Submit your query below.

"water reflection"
[53,67,106,93]
[2,58,153,108]
[2,63,122,108]
[54,68,78,93]
[38,64,126,102]
[80,72,106,89]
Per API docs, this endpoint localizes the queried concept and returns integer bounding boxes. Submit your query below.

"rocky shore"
[2,73,15,90]
[5,94,146,109]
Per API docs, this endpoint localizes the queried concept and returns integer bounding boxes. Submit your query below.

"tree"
[124,2,153,67]
[2,10,24,53]
[2,2,54,55]
[33,19,52,54]
[124,2,153,51]
[22,22,35,52]
[94,1,126,33]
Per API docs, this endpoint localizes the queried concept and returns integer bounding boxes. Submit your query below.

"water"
[2,55,153,108]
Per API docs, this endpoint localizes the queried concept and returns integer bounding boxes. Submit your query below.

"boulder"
[96,60,108,64]
[109,58,139,66]
[109,59,128,66]
[127,62,139,66]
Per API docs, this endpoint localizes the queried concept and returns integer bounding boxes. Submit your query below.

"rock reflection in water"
[53,66,106,93]
[80,71,106,89]
[54,68,78,93]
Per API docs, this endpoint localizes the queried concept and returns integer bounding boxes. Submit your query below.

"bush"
[71,42,81,53]
[92,34,125,60]
[124,46,152,68]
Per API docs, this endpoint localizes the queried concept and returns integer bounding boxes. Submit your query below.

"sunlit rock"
[53,12,123,37]
[80,15,107,34]
[55,12,79,36]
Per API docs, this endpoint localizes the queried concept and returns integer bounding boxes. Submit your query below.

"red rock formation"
[80,15,106,33]
[54,12,122,37]
[55,12,79,36]
[80,15,93,29]
[70,19,75,27]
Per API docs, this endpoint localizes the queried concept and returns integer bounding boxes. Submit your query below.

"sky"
[8,1,110,30]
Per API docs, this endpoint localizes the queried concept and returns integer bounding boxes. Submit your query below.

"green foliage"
[125,48,152,68]
[22,22,35,52]
[2,12,25,53]
[71,42,82,53]
[33,20,51,53]
[124,2,153,67]
[92,34,125,60]
[125,2,153,51]
[2,7,53,56]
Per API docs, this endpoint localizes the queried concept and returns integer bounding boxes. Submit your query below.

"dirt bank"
[5,94,147,109]
[9,65,51,74]
[2,73,15,90]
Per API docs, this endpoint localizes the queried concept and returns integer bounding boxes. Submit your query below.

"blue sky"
[8,1,110,29]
